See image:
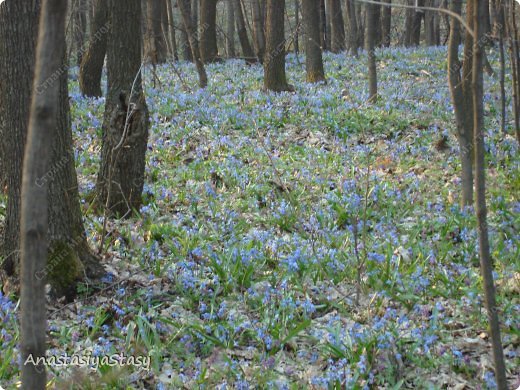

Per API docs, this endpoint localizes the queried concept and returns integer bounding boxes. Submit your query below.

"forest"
[0,0,518,389]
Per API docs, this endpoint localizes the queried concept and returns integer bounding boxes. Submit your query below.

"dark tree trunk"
[200,0,218,62]
[447,0,474,206]
[345,0,361,55]
[302,0,326,83]
[381,0,391,47]
[234,0,256,63]
[373,3,382,46]
[404,0,423,46]
[79,0,108,97]
[472,1,508,387]
[327,0,345,52]
[192,0,199,33]
[166,0,179,60]
[319,0,328,51]
[324,0,331,50]
[424,0,440,46]
[507,1,520,143]
[180,19,193,61]
[226,0,236,57]
[145,0,168,64]
[264,0,292,92]
[178,0,208,86]
[73,0,87,66]
[21,0,69,386]
[96,0,150,216]
[366,1,377,102]
[293,0,300,53]
[251,0,266,62]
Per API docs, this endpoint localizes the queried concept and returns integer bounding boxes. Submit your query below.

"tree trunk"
[366,1,377,102]
[178,0,208,86]
[145,0,168,64]
[381,0,391,47]
[424,0,440,46]
[293,0,300,53]
[200,0,219,62]
[264,0,292,92]
[166,0,179,61]
[226,0,236,57]
[507,1,520,143]
[302,0,326,83]
[96,0,150,216]
[472,1,508,387]
[73,0,87,66]
[180,18,193,61]
[251,0,266,62]
[404,0,423,46]
[79,0,108,97]
[345,0,361,55]
[319,0,328,51]
[234,0,256,63]
[327,0,345,52]
[21,0,69,386]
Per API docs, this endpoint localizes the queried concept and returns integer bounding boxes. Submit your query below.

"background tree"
[472,0,507,387]
[72,0,87,66]
[233,0,256,63]
[226,0,236,58]
[345,0,361,55]
[165,0,179,61]
[200,0,219,62]
[178,0,208,86]
[144,0,168,64]
[79,0,108,97]
[327,0,345,53]
[302,0,326,83]
[96,0,150,216]
[20,0,68,386]
[381,0,392,47]
[263,0,292,92]
[366,0,378,102]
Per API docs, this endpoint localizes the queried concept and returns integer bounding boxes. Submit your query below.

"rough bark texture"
[21,0,68,386]
[472,0,508,387]
[234,0,256,63]
[327,0,345,52]
[264,0,292,92]
[302,0,326,83]
[96,0,150,216]
[145,0,168,64]
[381,0,392,47]
[200,0,219,62]
[79,0,109,97]
[226,0,236,57]
[178,0,208,86]
[366,1,378,102]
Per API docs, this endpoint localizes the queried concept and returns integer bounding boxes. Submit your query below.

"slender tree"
[366,0,378,102]
[293,0,300,53]
[226,0,236,58]
[20,0,68,386]
[79,0,109,97]
[144,0,168,64]
[165,0,179,61]
[264,0,293,92]
[381,0,392,47]
[96,0,150,216]
[302,0,326,83]
[345,0,361,55]
[72,0,87,66]
[234,0,257,63]
[200,0,219,62]
[327,0,345,52]
[178,0,208,86]
[251,0,266,62]
[472,0,508,387]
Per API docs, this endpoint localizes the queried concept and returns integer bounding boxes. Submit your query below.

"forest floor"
[0,46,519,389]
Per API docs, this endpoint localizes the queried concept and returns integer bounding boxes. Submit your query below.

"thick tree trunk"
[472,1,508,387]
[366,2,377,102]
[234,0,256,63]
[96,0,150,216]
[21,0,69,386]
[145,0,168,64]
[226,0,236,57]
[302,0,326,83]
[178,0,208,86]
[381,0,391,47]
[251,0,266,62]
[79,0,108,97]
[200,0,219,62]
[327,0,345,52]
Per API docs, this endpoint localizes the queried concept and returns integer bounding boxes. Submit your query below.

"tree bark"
[96,0,150,216]
[293,0,300,53]
[381,0,391,47]
[200,0,219,62]
[226,0,236,57]
[178,0,208,86]
[264,0,292,92]
[144,0,168,64]
[73,0,87,66]
[165,0,179,60]
[366,1,377,102]
[20,0,69,386]
[234,0,256,63]
[79,0,109,97]
[319,0,328,51]
[472,0,508,387]
[251,0,266,62]
[302,0,326,83]
[345,0,361,55]
[327,0,345,52]
[424,0,440,46]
